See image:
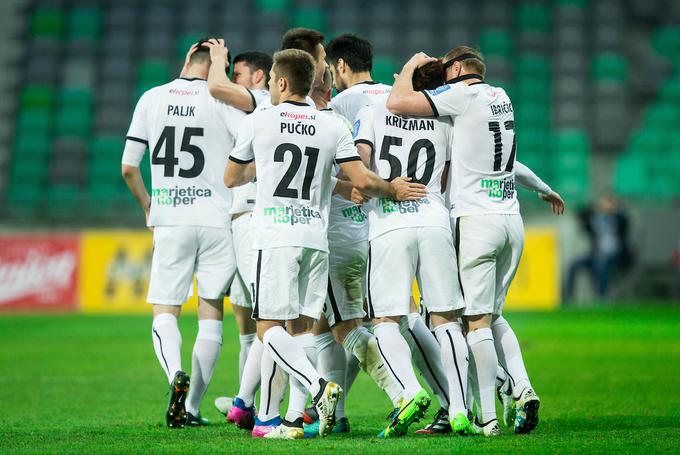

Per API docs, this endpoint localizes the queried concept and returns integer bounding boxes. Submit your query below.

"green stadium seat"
[592,53,628,82]
[555,172,589,206]
[652,26,680,59]
[628,129,664,154]
[10,158,46,184]
[660,78,680,103]
[256,0,290,12]
[556,0,588,7]
[137,60,171,85]
[515,103,549,129]
[58,87,93,110]
[553,129,589,171]
[643,103,678,129]
[13,133,51,158]
[613,154,647,197]
[68,7,101,40]
[31,7,64,37]
[516,3,550,32]
[514,79,550,104]
[291,8,326,34]
[478,29,513,57]
[5,182,43,209]
[45,184,83,218]
[55,107,91,137]
[21,85,53,109]
[515,55,550,79]
[372,56,398,85]
[16,109,51,134]
[176,33,203,60]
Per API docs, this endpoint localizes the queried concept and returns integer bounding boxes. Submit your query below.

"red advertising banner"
[0,235,80,311]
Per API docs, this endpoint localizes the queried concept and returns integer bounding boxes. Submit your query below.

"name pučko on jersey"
[152,186,211,207]
[480,177,515,200]
[341,205,366,223]
[280,121,316,136]
[379,197,430,214]
[264,205,321,226]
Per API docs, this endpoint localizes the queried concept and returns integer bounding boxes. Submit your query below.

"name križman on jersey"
[379,197,430,214]
[385,115,435,131]
[167,105,195,117]
[264,205,322,226]
[152,186,211,207]
[480,177,516,200]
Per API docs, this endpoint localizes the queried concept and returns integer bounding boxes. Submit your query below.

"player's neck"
[279,93,307,104]
[347,71,373,88]
[182,68,208,81]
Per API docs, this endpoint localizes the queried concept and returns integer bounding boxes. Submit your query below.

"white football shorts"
[324,240,368,327]
[229,213,254,308]
[251,247,329,321]
[454,214,524,316]
[367,226,464,318]
[147,225,236,305]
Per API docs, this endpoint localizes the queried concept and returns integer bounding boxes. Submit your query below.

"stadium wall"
[0,229,560,313]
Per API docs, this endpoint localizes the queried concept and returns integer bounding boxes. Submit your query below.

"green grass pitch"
[1,306,679,453]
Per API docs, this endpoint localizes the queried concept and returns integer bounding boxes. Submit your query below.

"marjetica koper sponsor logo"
[379,198,430,214]
[341,205,366,223]
[264,205,322,226]
[152,185,211,207]
[480,177,516,200]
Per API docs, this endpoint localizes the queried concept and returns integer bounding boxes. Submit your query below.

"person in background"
[564,193,633,301]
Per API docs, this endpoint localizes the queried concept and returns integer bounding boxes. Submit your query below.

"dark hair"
[443,46,485,78]
[281,28,325,60]
[413,61,445,91]
[325,34,373,72]
[189,38,231,66]
[273,49,316,97]
[234,51,273,84]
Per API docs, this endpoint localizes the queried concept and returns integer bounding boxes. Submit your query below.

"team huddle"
[121,28,565,440]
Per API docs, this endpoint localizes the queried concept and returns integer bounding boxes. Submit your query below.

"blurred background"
[0,0,679,314]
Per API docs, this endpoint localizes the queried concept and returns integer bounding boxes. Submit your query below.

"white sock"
[344,353,361,396]
[151,313,182,383]
[467,328,497,424]
[434,322,468,417]
[238,333,256,381]
[263,326,322,398]
[258,348,288,421]
[373,322,422,399]
[403,313,450,410]
[344,326,402,407]
[186,319,222,416]
[237,337,262,408]
[285,333,316,421]
[492,316,532,398]
[466,370,475,417]
[317,332,347,419]
[496,365,508,389]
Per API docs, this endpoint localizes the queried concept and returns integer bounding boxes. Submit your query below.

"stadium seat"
[68,6,101,40]
[20,85,53,109]
[13,133,50,159]
[291,8,326,34]
[516,3,550,32]
[652,26,680,59]
[592,53,628,82]
[31,6,63,38]
[16,109,51,135]
[256,0,290,12]
[55,107,92,138]
[478,29,513,57]
[372,56,398,85]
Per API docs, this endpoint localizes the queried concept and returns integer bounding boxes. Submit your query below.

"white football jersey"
[255,94,316,112]
[355,103,452,240]
[126,77,245,227]
[327,81,391,246]
[329,81,392,124]
[322,108,368,247]
[423,81,520,217]
[229,100,362,252]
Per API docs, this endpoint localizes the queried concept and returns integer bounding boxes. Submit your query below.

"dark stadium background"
[0,0,679,453]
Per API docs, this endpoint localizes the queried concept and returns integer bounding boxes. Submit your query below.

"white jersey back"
[423,81,519,217]
[329,81,392,125]
[355,103,452,240]
[229,100,361,253]
[126,78,245,227]
[327,81,391,246]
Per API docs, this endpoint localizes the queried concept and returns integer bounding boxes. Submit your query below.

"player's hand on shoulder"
[539,191,565,215]
[391,176,428,201]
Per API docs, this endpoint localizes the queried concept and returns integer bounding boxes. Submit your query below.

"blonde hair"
[443,46,486,78]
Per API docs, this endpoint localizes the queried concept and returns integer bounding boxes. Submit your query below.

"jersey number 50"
[151,126,205,178]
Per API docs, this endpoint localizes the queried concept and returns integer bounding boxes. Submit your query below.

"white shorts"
[324,240,368,327]
[148,225,236,305]
[367,227,464,318]
[455,214,524,316]
[229,214,254,308]
[252,247,329,321]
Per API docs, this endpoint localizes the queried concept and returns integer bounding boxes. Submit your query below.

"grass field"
[1,306,679,454]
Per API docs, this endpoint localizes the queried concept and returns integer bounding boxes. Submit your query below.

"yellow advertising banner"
[413,227,559,311]
[79,230,229,314]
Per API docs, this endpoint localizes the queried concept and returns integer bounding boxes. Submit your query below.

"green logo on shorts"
[341,205,366,223]
[379,198,429,214]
